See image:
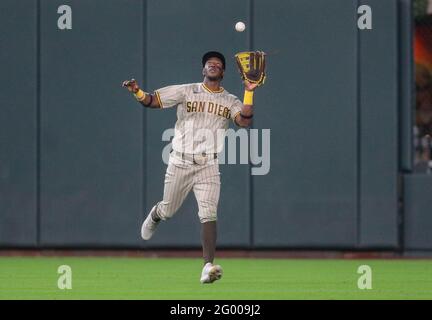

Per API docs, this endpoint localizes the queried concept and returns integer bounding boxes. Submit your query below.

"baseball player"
[122,51,258,284]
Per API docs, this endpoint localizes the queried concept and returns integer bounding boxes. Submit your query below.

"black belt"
[174,151,217,163]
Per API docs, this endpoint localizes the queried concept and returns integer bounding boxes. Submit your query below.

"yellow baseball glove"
[234,51,266,86]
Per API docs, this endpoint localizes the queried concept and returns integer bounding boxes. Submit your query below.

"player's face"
[203,58,224,81]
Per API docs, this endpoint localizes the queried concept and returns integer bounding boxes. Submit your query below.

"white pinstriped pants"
[155,151,221,223]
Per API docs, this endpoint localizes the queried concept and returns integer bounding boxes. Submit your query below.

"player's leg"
[193,162,223,283]
[193,163,220,264]
[141,155,194,240]
[201,221,217,264]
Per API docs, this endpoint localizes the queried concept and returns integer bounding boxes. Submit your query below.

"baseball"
[235,21,246,32]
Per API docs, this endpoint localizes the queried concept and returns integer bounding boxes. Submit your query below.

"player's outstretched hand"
[122,78,140,93]
[244,80,258,92]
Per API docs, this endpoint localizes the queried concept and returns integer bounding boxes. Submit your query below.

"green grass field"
[0,257,431,300]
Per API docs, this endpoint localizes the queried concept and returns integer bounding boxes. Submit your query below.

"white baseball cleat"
[141,206,160,240]
[200,262,223,284]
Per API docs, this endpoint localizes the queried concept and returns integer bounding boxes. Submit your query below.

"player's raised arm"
[233,51,266,128]
[234,81,258,128]
[122,79,161,109]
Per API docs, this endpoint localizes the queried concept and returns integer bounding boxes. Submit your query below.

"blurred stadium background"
[1,0,432,300]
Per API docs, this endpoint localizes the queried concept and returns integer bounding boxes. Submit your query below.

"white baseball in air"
[235,21,246,32]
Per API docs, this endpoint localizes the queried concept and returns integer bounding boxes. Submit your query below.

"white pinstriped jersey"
[155,83,243,154]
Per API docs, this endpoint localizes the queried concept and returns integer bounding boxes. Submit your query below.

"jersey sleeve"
[154,84,186,108]
[230,97,243,122]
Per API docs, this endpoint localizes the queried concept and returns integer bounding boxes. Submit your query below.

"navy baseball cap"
[202,51,226,70]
